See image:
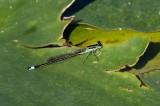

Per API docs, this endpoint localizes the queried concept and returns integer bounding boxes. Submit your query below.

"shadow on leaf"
[61,0,95,20]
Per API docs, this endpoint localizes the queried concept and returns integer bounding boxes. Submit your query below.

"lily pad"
[120,42,160,89]
[61,0,160,89]
[0,0,71,46]
[62,0,160,31]
[1,0,160,106]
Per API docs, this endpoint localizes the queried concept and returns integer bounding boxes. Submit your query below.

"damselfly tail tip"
[27,66,35,71]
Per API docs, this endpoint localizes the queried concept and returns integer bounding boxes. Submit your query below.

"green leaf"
[0,0,70,46]
[65,0,160,31]
[1,0,160,106]
[122,42,160,89]
[62,0,160,89]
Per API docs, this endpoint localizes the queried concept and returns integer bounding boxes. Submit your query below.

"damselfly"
[27,41,103,70]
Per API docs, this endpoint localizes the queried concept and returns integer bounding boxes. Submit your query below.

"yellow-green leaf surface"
[1,0,160,106]
[63,23,150,70]
[63,23,160,46]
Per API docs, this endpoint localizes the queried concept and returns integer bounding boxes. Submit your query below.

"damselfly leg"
[83,52,91,64]
[83,51,99,64]
[92,51,99,61]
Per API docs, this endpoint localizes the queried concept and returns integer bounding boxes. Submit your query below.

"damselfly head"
[97,41,103,48]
